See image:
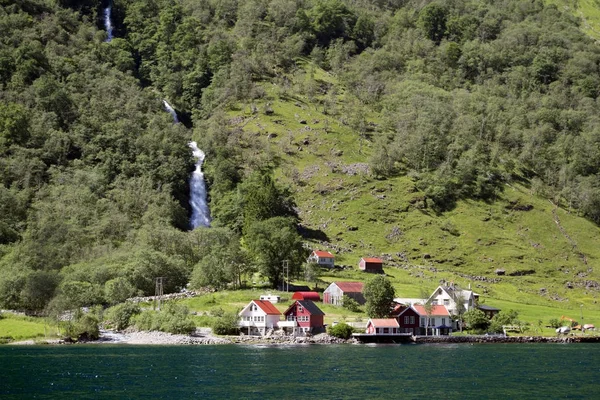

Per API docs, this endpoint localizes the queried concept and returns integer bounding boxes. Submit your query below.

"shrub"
[328,322,354,339]
[65,310,100,341]
[212,312,240,335]
[133,303,196,335]
[210,306,225,317]
[548,318,561,329]
[105,302,141,331]
[342,295,361,312]
[463,309,490,332]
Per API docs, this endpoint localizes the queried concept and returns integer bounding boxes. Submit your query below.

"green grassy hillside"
[217,62,600,319]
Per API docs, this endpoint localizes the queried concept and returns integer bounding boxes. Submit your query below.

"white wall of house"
[307,253,334,267]
[324,283,343,305]
[239,302,281,335]
[430,287,475,314]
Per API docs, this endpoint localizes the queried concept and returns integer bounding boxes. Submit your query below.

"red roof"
[413,305,450,317]
[292,292,321,301]
[362,257,383,264]
[313,250,334,258]
[335,281,364,292]
[252,300,281,315]
[368,318,400,328]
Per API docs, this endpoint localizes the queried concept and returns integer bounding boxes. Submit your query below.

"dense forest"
[2,0,600,314]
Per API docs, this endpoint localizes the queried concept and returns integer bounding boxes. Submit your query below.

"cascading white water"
[188,141,211,228]
[163,100,179,123]
[161,100,210,228]
[103,2,113,42]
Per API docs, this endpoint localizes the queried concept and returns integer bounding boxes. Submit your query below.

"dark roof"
[284,300,325,316]
[435,324,453,329]
[477,304,501,311]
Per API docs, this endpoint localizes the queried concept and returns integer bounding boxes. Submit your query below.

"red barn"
[359,257,383,273]
[282,300,326,335]
[292,292,321,302]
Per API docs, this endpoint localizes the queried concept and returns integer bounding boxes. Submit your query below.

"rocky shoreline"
[9,330,600,346]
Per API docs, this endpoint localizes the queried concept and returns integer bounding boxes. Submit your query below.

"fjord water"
[1,344,599,399]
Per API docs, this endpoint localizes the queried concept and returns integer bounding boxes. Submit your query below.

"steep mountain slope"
[222,66,600,310]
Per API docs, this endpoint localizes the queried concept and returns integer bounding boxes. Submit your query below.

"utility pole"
[154,277,164,311]
[282,260,289,292]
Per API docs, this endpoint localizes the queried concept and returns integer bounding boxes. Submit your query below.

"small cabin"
[259,294,281,303]
[359,257,383,273]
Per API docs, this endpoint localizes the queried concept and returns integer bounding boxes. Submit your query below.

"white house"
[413,304,452,336]
[427,284,479,315]
[238,300,281,336]
[307,250,335,268]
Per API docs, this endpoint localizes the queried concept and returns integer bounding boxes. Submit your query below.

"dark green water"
[1,343,598,399]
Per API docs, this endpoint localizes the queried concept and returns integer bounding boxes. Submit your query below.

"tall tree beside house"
[419,289,435,337]
[363,275,395,318]
[452,292,467,332]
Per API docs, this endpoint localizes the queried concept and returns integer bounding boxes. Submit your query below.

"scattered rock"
[495,269,506,276]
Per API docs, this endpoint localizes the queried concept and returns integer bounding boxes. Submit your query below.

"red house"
[292,292,321,302]
[395,306,421,335]
[282,300,326,335]
[359,257,383,273]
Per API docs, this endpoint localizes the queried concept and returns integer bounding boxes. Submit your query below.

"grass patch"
[0,313,60,341]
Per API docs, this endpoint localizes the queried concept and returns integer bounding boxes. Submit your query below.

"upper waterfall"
[163,100,179,123]
[103,3,113,42]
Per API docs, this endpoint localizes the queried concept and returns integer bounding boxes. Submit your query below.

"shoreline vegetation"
[7,330,600,346]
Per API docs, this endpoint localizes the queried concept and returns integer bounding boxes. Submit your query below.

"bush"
[64,310,100,341]
[342,295,361,312]
[463,309,490,332]
[212,312,239,335]
[328,322,354,339]
[133,303,196,335]
[105,302,141,331]
[548,318,561,329]
[210,306,225,317]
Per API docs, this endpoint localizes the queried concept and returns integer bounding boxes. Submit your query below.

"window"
[444,299,449,306]
[298,305,304,312]
[404,316,409,324]
[287,315,295,321]
[442,318,446,325]
[431,300,438,305]
[251,304,257,311]
[420,317,426,327]
[410,316,415,324]
[383,328,389,334]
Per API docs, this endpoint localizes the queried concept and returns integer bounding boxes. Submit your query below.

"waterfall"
[163,100,179,123]
[161,100,210,228]
[188,141,211,228]
[103,2,113,42]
